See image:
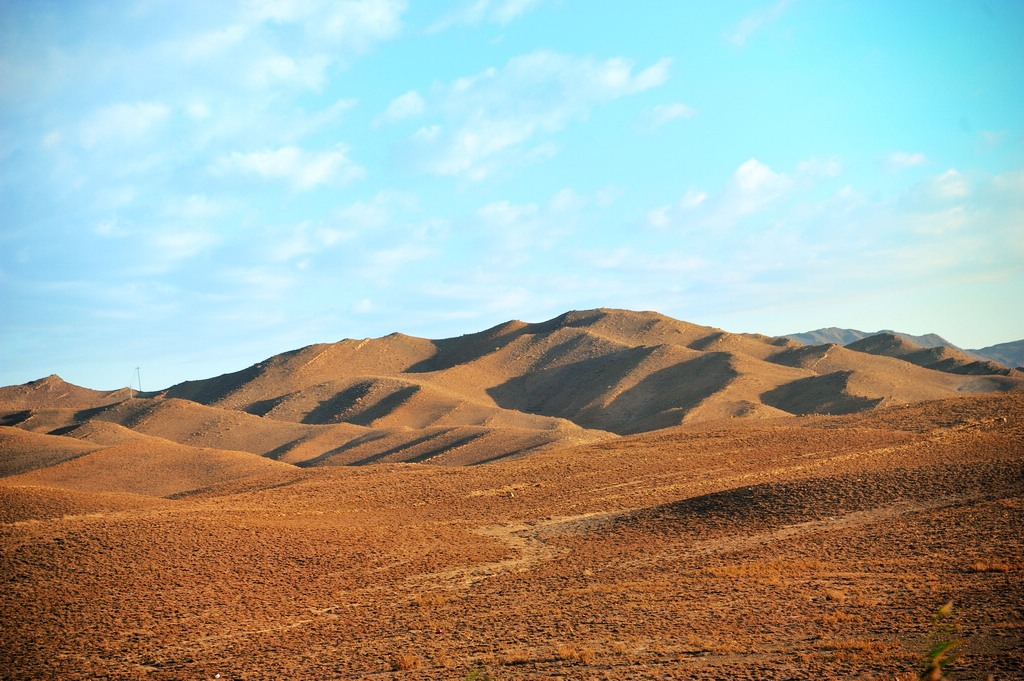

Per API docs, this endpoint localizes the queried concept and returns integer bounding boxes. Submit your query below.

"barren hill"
[2,309,1022,473]
[972,338,1024,369]
[2,391,1022,679]
[787,326,1024,367]
[785,326,962,350]
[845,332,1012,375]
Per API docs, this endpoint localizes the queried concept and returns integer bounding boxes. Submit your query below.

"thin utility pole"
[136,366,142,395]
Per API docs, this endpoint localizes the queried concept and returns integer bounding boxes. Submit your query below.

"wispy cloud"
[152,229,221,261]
[79,102,170,149]
[396,50,672,180]
[647,156,846,232]
[726,0,799,46]
[243,0,406,52]
[635,102,697,131]
[213,145,365,190]
[882,151,928,172]
[428,0,544,31]
[377,89,426,125]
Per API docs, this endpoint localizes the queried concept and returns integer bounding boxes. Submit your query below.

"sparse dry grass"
[499,646,532,665]
[391,652,420,671]
[4,392,1023,680]
[573,579,669,594]
[411,591,449,607]
[968,557,1019,572]
[824,588,848,603]
[701,559,825,578]
[556,644,595,664]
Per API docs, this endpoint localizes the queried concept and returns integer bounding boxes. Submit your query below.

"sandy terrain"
[2,391,1022,679]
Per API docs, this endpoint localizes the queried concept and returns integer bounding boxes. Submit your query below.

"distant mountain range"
[3,309,1022,474]
[786,328,1024,369]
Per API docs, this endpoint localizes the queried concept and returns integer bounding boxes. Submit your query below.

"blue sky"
[2,0,1022,391]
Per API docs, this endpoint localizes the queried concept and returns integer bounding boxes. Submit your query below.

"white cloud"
[901,168,970,209]
[318,0,405,50]
[428,0,543,31]
[490,0,543,24]
[637,163,1024,322]
[185,102,212,120]
[649,156,837,232]
[247,54,332,90]
[368,243,436,274]
[399,50,672,179]
[726,0,799,46]
[378,90,425,124]
[42,130,62,148]
[152,230,220,260]
[636,102,697,131]
[796,156,842,178]
[214,145,365,190]
[991,167,1024,196]
[180,24,249,60]
[223,266,297,300]
[79,102,170,149]
[95,217,125,237]
[170,195,226,220]
[980,130,1008,149]
[883,151,928,172]
[474,188,593,253]
[332,190,417,231]
[243,0,405,54]
[932,169,970,199]
[728,158,794,214]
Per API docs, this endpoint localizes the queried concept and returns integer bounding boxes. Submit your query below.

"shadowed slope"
[148,309,1023,438]
[846,333,1015,376]
[3,309,1022,472]
[0,426,103,477]
[0,485,169,523]
[3,439,296,497]
[971,339,1024,369]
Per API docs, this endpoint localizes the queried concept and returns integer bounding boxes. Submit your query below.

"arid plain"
[2,309,1022,679]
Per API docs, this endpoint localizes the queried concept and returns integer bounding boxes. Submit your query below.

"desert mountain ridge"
[787,326,1024,368]
[3,308,1022,477]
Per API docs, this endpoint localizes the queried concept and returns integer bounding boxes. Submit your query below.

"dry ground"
[2,393,1023,680]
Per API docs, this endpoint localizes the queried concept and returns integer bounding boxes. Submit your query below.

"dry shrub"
[610,641,630,656]
[849,590,882,607]
[824,588,848,603]
[702,559,824,579]
[430,648,455,669]
[968,557,1017,572]
[391,653,420,671]
[577,579,668,594]
[709,642,742,656]
[820,610,865,625]
[557,644,594,664]
[813,637,901,664]
[411,592,448,607]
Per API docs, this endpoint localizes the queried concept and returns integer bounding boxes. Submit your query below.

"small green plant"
[919,601,963,680]
[465,669,494,681]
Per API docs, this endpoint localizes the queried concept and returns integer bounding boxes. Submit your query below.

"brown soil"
[2,392,1022,680]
